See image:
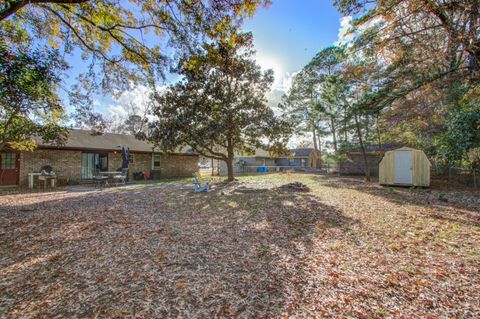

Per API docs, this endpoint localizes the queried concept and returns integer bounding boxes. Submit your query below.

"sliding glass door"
[81,153,108,179]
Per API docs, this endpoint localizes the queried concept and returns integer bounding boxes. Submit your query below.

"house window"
[128,154,134,164]
[301,159,307,167]
[1,153,16,169]
[81,153,108,179]
[152,154,161,170]
[288,159,296,166]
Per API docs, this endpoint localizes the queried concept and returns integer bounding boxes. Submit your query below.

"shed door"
[0,153,20,185]
[394,151,413,184]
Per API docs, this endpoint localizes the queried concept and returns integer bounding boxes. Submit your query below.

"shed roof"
[35,129,194,154]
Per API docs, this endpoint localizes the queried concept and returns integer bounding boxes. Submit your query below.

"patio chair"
[192,172,209,193]
[143,171,151,183]
[113,168,128,186]
[92,169,109,187]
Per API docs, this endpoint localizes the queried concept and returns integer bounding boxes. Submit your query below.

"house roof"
[236,148,271,158]
[35,129,194,154]
[348,143,402,154]
[238,148,317,159]
[289,148,316,157]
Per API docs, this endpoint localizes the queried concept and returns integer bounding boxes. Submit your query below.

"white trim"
[152,153,161,170]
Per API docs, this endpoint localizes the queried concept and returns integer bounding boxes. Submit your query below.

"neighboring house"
[339,143,401,177]
[275,148,321,169]
[0,129,198,186]
[218,148,321,176]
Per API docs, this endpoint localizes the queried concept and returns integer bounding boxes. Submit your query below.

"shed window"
[152,154,161,170]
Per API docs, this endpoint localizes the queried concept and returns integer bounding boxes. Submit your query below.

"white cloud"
[93,84,168,132]
[335,16,354,47]
[108,85,152,117]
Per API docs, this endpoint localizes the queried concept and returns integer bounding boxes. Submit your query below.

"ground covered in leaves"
[1,174,479,318]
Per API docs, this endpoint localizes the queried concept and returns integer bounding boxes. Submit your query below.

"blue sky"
[243,0,342,86]
[87,1,345,127]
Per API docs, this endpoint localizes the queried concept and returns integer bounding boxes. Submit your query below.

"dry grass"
[1,173,479,318]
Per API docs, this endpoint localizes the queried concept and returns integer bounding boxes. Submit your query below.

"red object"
[0,153,19,185]
[143,171,151,180]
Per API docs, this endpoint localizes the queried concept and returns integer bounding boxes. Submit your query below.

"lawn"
[1,173,479,318]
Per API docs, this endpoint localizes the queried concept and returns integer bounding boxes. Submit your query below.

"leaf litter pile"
[1,174,479,318]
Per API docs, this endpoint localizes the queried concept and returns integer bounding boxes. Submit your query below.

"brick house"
[339,144,401,177]
[275,148,321,169]
[218,148,321,176]
[0,129,198,186]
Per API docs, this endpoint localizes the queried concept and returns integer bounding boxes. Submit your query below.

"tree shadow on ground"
[310,175,480,227]
[0,183,359,318]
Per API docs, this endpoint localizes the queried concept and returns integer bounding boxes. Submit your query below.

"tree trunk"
[226,141,235,182]
[0,0,88,22]
[317,128,322,165]
[376,114,382,150]
[354,114,370,182]
[312,126,318,151]
[312,127,319,168]
[330,116,338,153]
[226,157,234,182]
[211,158,214,176]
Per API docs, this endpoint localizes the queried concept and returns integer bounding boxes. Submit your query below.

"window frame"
[81,152,109,179]
[1,153,17,169]
[152,153,161,170]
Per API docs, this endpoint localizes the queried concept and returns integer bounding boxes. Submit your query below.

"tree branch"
[0,0,87,21]
[193,146,226,161]
[40,5,123,64]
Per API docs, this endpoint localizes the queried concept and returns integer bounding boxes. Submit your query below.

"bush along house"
[0,129,198,187]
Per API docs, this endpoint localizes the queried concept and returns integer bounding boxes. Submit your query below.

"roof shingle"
[35,129,192,154]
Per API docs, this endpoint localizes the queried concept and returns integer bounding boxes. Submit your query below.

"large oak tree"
[147,26,292,181]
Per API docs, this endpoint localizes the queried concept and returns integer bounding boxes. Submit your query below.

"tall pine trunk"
[354,114,370,182]
[317,128,323,165]
[376,114,382,150]
[330,115,338,153]
[312,126,319,168]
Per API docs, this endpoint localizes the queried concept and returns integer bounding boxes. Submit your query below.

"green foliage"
[0,40,68,150]
[322,153,350,164]
[147,27,292,181]
[466,147,480,169]
[1,0,270,94]
[434,86,480,167]
[281,46,349,153]
[332,0,480,170]
[438,192,448,202]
